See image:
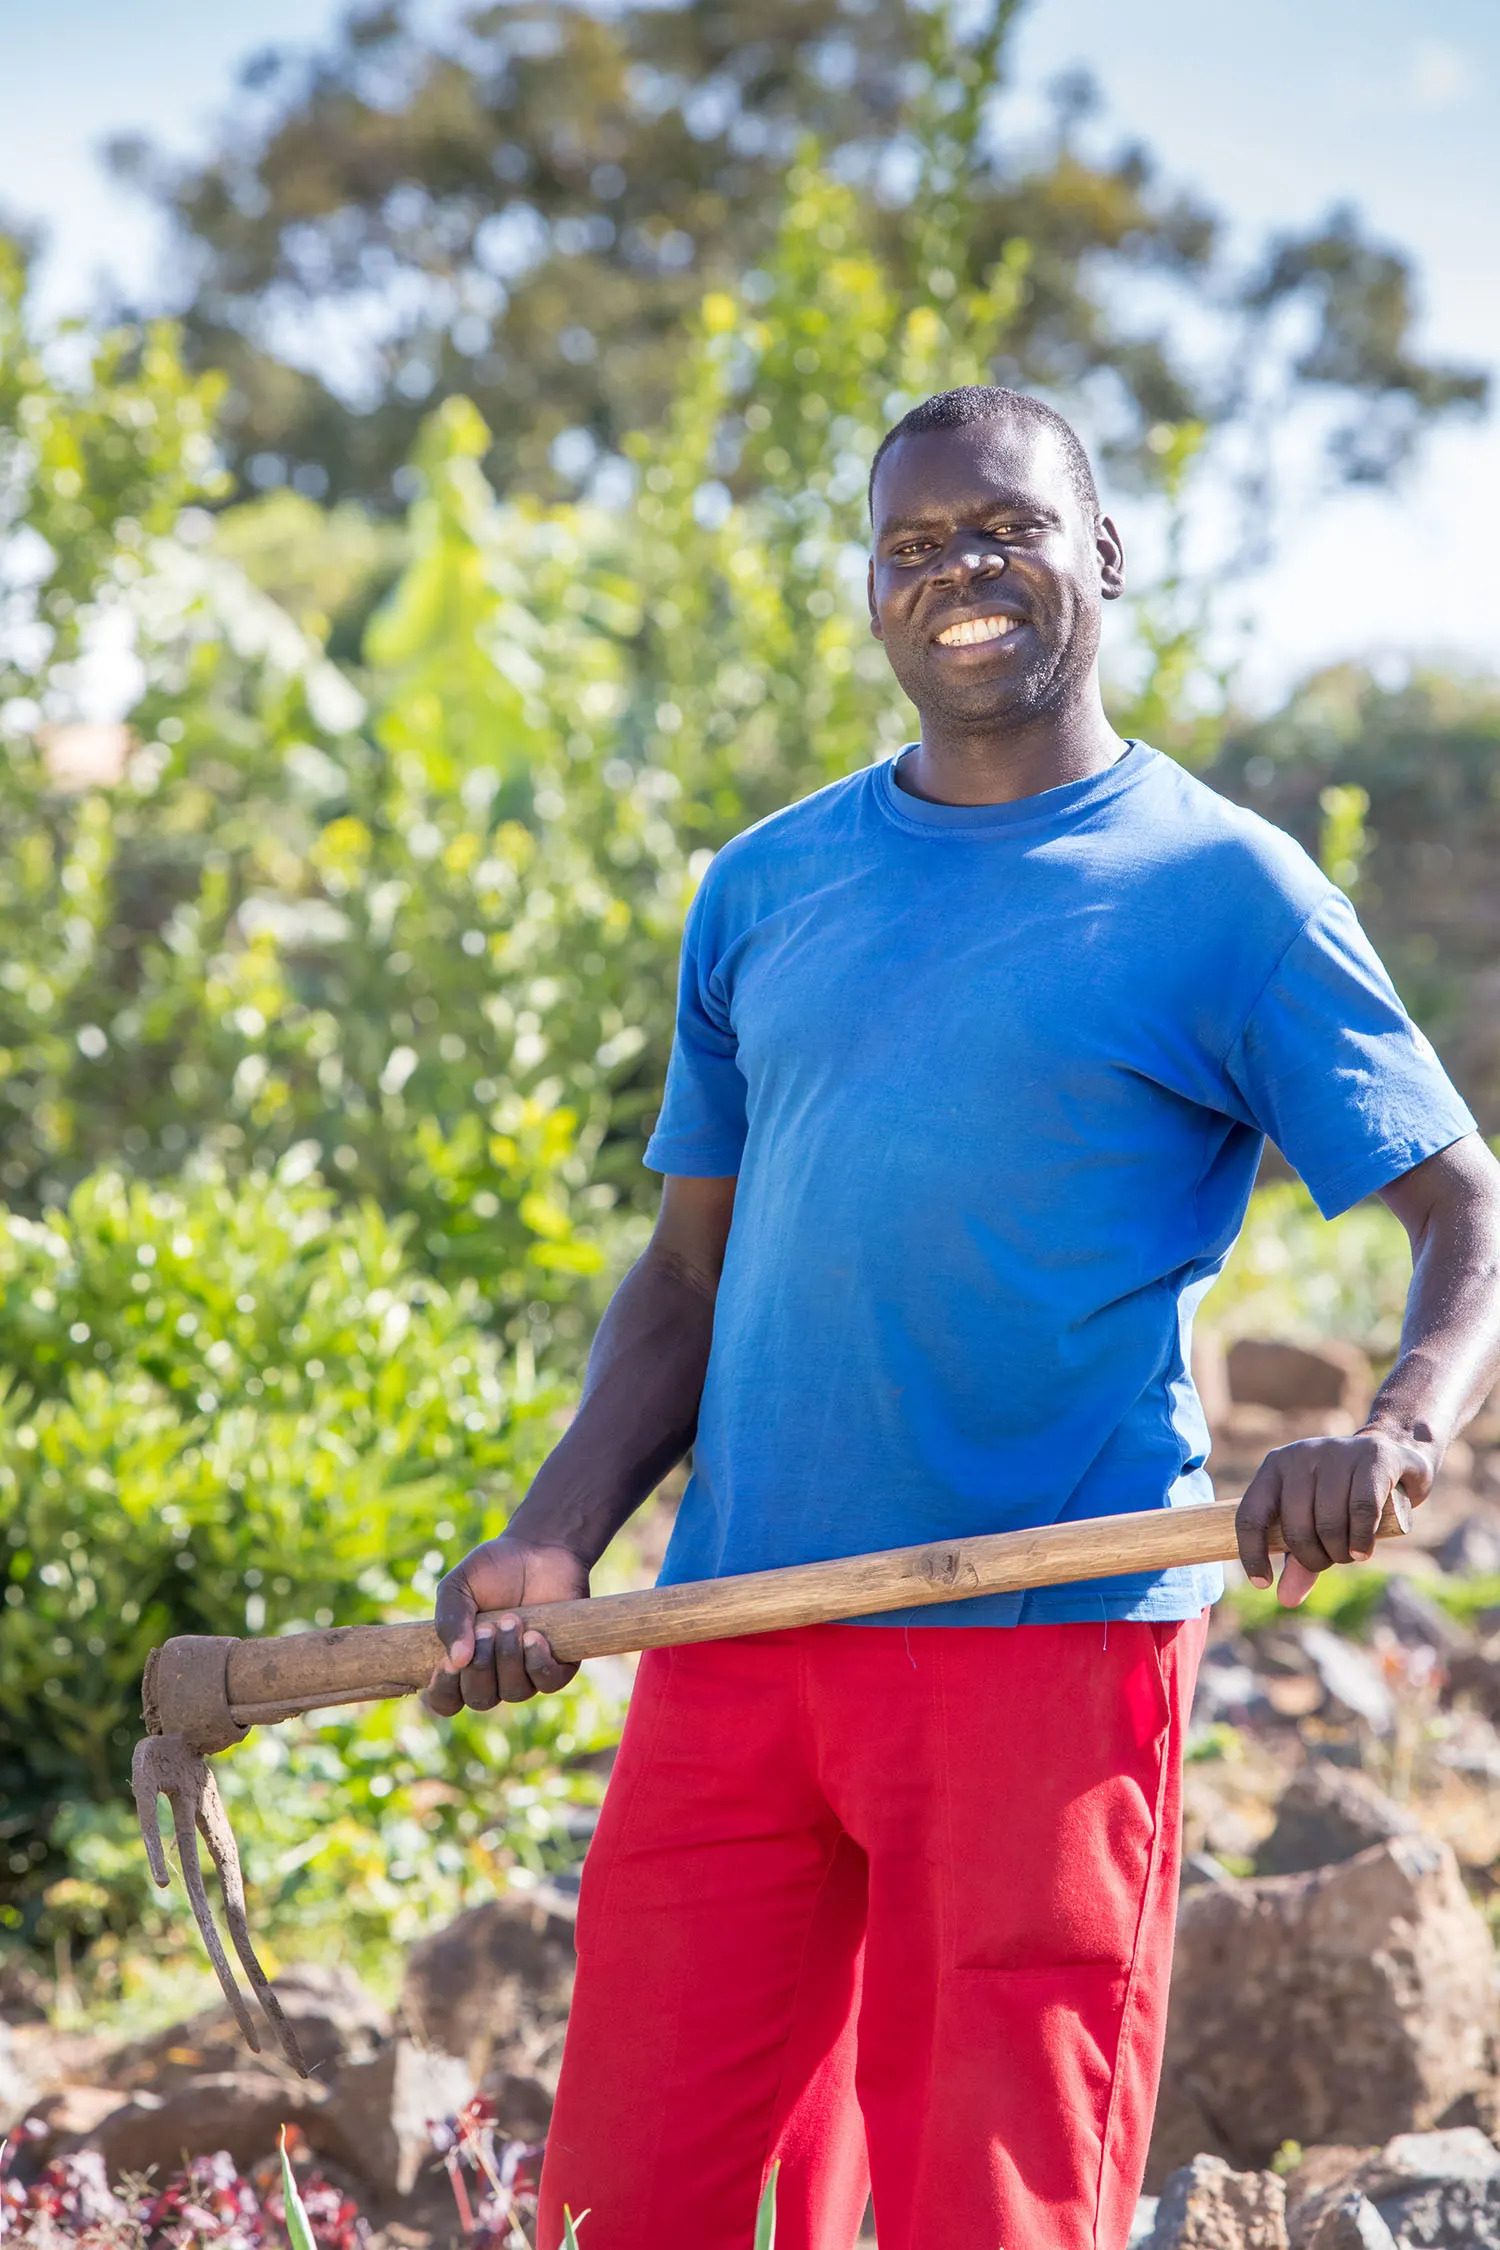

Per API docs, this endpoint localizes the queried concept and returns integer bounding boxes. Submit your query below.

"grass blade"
[561,2207,590,2248]
[280,2125,318,2250]
[754,2161,780,2250]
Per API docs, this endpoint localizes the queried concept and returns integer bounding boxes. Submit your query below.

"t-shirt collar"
[875,739,1152,838]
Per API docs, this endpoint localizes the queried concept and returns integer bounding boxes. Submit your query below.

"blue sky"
[0,0,1495,706]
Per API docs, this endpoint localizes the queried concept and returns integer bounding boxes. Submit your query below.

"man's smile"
[932,610,1027,649]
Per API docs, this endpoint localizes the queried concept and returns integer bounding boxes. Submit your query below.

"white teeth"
[936,614,1018,647]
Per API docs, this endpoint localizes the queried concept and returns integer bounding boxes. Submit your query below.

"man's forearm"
[504,1247,719,1566]
[1370,1137,1500,1465]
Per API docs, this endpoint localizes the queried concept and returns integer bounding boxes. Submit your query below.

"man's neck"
[895,701,1127,809]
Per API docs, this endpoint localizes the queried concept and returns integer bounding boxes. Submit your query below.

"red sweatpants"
[538,1616,1206,2250]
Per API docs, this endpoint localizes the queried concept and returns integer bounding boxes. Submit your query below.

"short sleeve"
[1226,891,1476,1218]
[643,883,748,1177]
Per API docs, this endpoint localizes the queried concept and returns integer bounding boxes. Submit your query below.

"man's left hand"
[1235,1427,1435,1606]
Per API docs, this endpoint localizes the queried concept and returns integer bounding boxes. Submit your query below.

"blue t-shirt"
[643,743,1475,1625]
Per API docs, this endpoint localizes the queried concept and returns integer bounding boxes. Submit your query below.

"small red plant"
[0,2130,369,2250]
[427,2098,543,2249]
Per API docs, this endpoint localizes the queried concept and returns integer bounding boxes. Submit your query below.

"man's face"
[866,417,1124,730]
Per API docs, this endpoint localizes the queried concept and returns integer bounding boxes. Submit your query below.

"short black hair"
[868,385,1100,523]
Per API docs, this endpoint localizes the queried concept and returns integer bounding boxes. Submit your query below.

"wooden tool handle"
[220,1495,1407,1724]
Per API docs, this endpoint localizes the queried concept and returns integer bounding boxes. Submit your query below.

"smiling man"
[431,387,1500,2250]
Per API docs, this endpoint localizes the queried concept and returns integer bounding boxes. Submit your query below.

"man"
[430,387,1500,2250]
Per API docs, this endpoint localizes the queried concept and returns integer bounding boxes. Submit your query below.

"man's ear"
[867,553,884,640]
[1098,514,1125,602]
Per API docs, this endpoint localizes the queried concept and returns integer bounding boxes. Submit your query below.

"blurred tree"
[211,486,405,661]
[105,1,1483,509]
[1212,667,1500,1127]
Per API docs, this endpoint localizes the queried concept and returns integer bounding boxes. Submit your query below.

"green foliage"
[1228,1564,1500,1642]
[281,2130,318,2250]
[1226,1564,1395,1640]
[212,489,404,661]
[0,237,229,708]
[0,279,666,1327]
[1205,1180,1413,1359]
[0,1159,561,1928]
[755,2165,780,2250]
[1107,419,1229,769]
[1317,783,1371,897]
[1212,668,1500,1126]
[1183,1721,1244,1766]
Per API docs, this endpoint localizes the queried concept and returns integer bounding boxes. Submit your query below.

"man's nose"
[931,538,1006,585]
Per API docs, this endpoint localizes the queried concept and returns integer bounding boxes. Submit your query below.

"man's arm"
[427,1173,737,1710]
[1237,1134,1500,1605]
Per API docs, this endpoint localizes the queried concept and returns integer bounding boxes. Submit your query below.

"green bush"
[0,1155,564,1938]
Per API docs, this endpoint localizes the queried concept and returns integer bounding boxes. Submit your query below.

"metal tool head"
[131,1731,308,2077]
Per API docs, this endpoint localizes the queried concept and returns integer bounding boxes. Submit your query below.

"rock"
[1149,1837,1498,2185]
[1354,2126,1500,2242]
[1195,1641,1272,1726]
[1211,1407,1360,1489]
[1131,2196,1161,2245]
[1297,1627,1394,1735]
[1358,2126,1500,2201]
[1304,2194,1396,2248]
[0,2020,38,2131]
[11,2082,135,2158]
[80,2069,322,2177]
[1371,2184,1500,2244]
[1226,1340,1372,1418]
[314,2038,472,2197]
[1373,1577,1472,1658]
[1285,2149,1378,2248]
[1447,1636,1500,1724]
[400,1886,576,2088]
[104,1960,388,2095]
[1291,2131,1500,2250]
[261,1960,389,2077]
[1438,2085,1500,2136]
[1438,1515,1500,1578]
[487,2065,557,2140]
[1149,2155,1288,2246]
[1195,1331,1233,1428]
[1256,1764,1418,1877]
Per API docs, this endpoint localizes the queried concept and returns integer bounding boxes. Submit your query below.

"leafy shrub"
[0,1157,567,1937]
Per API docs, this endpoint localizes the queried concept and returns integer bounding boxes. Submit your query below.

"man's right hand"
[426,1535,589,1713]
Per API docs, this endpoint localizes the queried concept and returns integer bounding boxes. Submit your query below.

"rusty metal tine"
[159,1747,264,2054]
[195,1763,308,2077]
[131,1738,172,1890]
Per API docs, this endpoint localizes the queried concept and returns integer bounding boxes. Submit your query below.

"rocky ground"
[10,1336,1500,2245]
